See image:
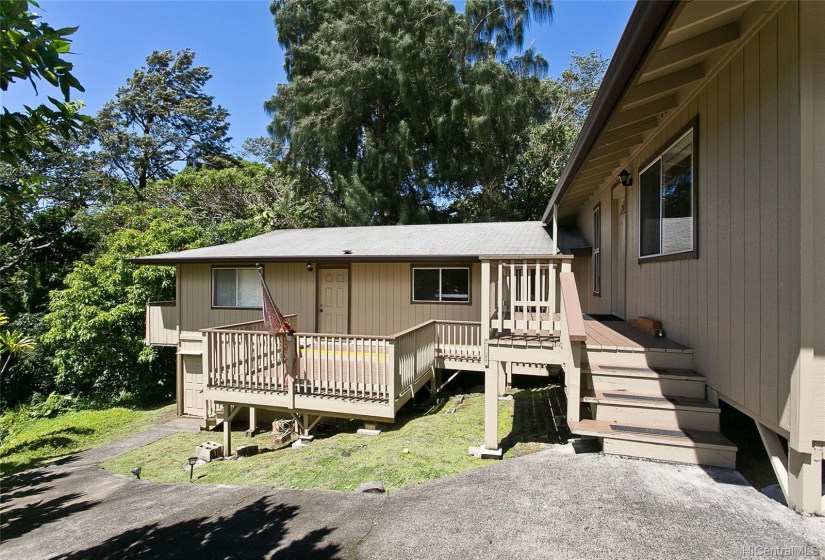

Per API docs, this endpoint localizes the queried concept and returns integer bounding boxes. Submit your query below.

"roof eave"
[541,0,679,225]
[128,254,492,266]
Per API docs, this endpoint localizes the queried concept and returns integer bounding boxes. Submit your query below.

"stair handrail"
[559,269,586,423]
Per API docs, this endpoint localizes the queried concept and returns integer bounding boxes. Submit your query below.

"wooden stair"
[573,363,736,468]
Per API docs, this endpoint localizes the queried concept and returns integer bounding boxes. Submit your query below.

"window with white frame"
[412,267,470,303]
[639,124,696,259]
[212,268,261,308]
[593,204,601,295]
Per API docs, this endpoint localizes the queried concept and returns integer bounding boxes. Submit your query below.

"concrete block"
[357,428,381,436]
[196,441,223,463]
[236,444,259,457]
[468,446,503,459]
[291,439,309,449]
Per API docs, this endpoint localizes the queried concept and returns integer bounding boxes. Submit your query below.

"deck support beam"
[755,422,789,501]
[222,404,242,457]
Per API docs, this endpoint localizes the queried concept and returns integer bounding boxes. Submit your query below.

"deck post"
[484,361,501,450]
[223,404,233,457]
[248,407,257,434]
[787,446,824,515]
[481,260,491,342]
[286,334,296,410]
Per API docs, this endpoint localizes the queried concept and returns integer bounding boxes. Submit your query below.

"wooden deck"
[583,316,692,354]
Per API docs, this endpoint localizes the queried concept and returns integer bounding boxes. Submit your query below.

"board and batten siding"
[806,0,825,441]
[349,262,481,336]
[178,263,317,337]
[177,261,482,338]
[575,3,819,437]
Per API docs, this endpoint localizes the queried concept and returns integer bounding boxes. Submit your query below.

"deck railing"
[393,321,437,398]
[295,333,393,401]
[435,320,482,362]
[480,255,573,336]
[201,316,438,406]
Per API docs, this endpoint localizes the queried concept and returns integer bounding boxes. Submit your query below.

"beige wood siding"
[179,263,317,337]
[349,263,481,336]
[807,0,825,440]
[178,261,481,339]
[576,4,805,435]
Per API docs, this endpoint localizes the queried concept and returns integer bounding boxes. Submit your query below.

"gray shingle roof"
[131,221,557,264]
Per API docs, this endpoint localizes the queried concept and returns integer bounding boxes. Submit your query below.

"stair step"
[582,390,718,411]
[583,390,720,431]
[584,347,693,370]
[586,365,706,399]
[569,419,737,468]
[588,364,706,381]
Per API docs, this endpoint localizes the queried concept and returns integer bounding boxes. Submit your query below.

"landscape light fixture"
[130,466,141,480]
[307,263,313,272]
[618,169,633,187]
[188,456,198,483]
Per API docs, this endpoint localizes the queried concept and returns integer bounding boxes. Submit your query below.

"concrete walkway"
[1,420,823,559]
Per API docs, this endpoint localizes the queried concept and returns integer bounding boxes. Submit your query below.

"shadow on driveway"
[60,496,341,560]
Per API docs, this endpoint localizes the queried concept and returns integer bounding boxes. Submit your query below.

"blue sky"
[4,0,634,153]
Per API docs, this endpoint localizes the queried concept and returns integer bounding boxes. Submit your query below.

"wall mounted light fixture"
[618,169,633,187]
[306,263,313,272]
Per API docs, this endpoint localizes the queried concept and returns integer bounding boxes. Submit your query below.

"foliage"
[42,207,209,403]
[144,162,329,240]
[451,51,607,221]
[96,49,232,197]
[266,0,552,225]
[0,0,90,203]
[0,401,174,475]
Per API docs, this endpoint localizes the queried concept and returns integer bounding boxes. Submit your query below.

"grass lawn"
[0,402,176,476]
[102,385,568,492]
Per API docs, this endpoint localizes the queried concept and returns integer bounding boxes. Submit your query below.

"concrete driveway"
[1,422,823,559]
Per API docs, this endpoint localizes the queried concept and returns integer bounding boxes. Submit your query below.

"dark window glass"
[441,269,469,302]
[639,159,662,257]
[413,269,440,301]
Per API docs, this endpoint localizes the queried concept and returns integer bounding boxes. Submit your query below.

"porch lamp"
[306,263,313,272]
[187,456,198,483]
[618,169,633,187]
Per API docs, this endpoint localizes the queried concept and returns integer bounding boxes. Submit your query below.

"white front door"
[182,355,204,415]
[318,268,349,334]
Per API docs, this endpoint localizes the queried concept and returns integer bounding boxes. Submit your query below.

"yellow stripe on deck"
[304,348,387,359]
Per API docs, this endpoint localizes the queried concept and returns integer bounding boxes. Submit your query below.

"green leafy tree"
[0,314,35,377]
[0,0,90,203]
[451,51,607,221]
[96,49,232,198]
[42,207,209,403]
[145,162,329,240]
[266,0,552,225]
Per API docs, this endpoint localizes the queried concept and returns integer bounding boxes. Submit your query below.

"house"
[542,0,824,514]
[134,220,587,452]
[136,0,824,515]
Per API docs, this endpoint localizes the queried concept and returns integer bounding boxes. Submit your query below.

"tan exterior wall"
[349,262,481,336]
[806,0,825,440]
[179,263,317,337]
[575,3,809,435]
[178,261,481,338]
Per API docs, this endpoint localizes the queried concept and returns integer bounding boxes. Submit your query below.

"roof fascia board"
[130,255,489,266]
